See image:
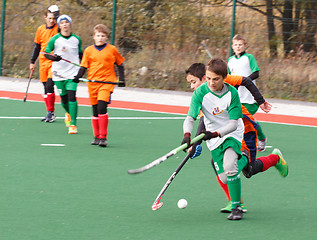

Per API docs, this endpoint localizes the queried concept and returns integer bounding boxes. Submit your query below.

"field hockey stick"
[52,71,122,85]
[201,42,213,58]
[23,69,34,102]
[40,52,81,67]
[127,133,205,174]
[78,78,122,85]
[152,152,191,211]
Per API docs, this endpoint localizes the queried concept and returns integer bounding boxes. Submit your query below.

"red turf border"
[1,90,316,127]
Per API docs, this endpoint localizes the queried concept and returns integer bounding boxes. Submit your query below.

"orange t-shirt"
[81,44,125,83]
[34,24,58,64]
[224,75,256,133]
[224,75,243,87]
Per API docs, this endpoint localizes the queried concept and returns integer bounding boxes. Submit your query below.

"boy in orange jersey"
[185,62,288,214]
[30,5,59,122]
[73,24,125,147]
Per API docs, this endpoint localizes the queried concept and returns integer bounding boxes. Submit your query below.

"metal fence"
[1,0,316,101]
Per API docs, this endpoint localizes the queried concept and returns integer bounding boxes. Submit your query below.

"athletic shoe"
[46,111,56,122]
[272,148,289,177]
[91,137,100,145]
[221,202,247,213]
[220,202,232,213]
[241,204,247,213]
[41,111,56,122]
[68,125,78,134]
[257,137,267,152]
[227,205,243,220]
[99,138,107,147]
[65,112,71,127]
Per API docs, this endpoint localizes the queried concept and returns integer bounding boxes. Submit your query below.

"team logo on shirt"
[212,107,223,115]
[62,46,67,52]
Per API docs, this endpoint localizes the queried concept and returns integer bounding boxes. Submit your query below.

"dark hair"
[185,63,206,80]
[206,58,228,78]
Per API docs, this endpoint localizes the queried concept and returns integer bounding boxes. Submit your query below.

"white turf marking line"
[41,144,65,147]
[0,116,185,120]
[265,145,273,149]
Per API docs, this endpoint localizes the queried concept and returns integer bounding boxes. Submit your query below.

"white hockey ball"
[177,199,188,209]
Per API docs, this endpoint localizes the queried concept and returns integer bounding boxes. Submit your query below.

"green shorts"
[242,103,259,115]
[54,80,78,96]
[211,137,242,175]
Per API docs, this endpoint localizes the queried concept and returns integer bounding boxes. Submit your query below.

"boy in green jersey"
[44,15,82,134]
[228,34,267,151]
[182,58,248,220]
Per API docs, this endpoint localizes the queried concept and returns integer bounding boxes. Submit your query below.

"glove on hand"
[52,54,62,61]
[201,130,219,140]
[73,75,80,83]
[118,81,126,87]
[181,132,191,151]
[189,144,202,159]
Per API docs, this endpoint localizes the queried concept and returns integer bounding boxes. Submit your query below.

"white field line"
[0,116,316,128]
[0,116,186,120]
[41,144,65,147]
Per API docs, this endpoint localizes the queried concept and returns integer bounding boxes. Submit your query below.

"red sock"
[258,154,279,172]
[46,93,55,112]
[91,116,99,138]
[216,175,230,201]
[43,95,48,111]
[98,113,109,139]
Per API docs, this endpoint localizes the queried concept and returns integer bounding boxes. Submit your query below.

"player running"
[29,5,59,122]
[183,60,288,219]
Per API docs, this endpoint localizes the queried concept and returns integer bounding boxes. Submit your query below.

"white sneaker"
[257,138,267,152]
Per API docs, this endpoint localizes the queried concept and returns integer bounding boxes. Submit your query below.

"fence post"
[111,0,117,45]
[229,0,236,57]
[0,0,6,75]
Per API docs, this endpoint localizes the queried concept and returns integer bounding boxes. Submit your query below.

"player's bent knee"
[218,172,227,184]
[224,163,239,176]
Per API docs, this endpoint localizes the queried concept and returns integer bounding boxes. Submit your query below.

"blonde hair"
[94,24,110,37]
[232,34,246,44]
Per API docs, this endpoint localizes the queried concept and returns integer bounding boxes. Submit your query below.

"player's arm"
[43,37,61,61]
[241,76,271,113]
[115,63,125,87]
[241,76,264,105]
[248,71,259,80]
[30,43,41,71]
[73,66,87,83]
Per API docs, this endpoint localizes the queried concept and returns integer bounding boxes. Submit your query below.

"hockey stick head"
[152,201,163,211]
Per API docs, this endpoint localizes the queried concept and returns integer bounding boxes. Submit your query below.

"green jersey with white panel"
[188,82,244,151]
[227,52,259,104]
[45,33,82,81]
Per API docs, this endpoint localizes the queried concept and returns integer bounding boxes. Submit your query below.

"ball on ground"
[177,199,187,209]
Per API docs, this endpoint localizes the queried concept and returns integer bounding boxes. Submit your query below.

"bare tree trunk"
[302,2,317,52]
[266,0,277,57]
[282,0,294,56]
